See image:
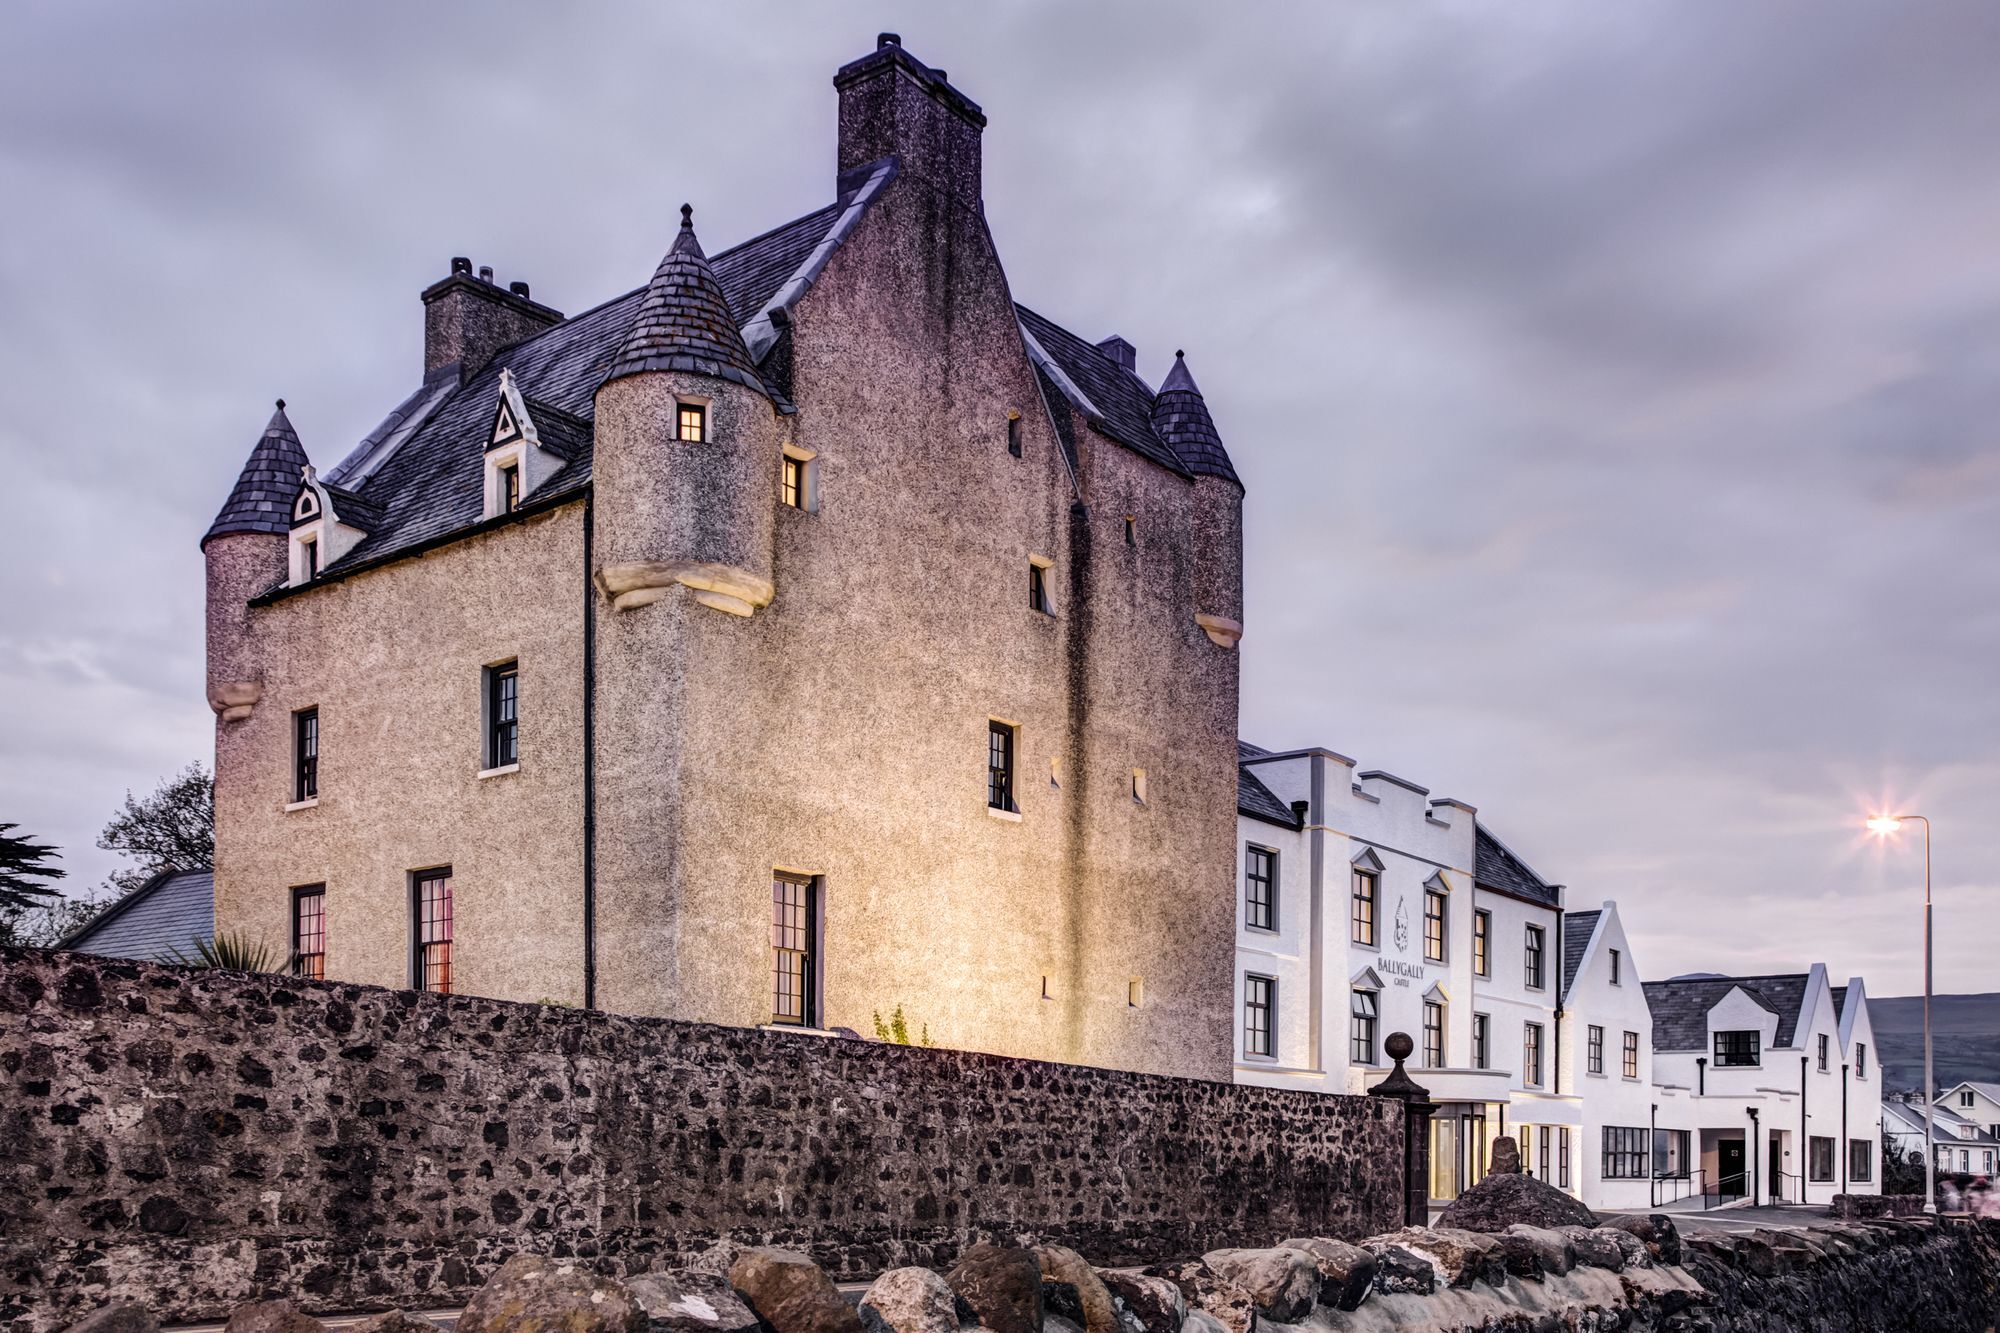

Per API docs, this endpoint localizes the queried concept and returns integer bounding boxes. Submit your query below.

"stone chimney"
[834,34,986,203]
[1096,335,1137,372]
[421,257,564,382]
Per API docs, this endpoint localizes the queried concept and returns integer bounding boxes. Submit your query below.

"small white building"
[1643,969,1882,1206]
[1936,1082,2000,1142]
[1555,903,1661,1211]
[1886,1093,2000,1177]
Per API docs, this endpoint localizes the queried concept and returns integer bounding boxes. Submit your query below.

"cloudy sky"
[2,2,1994,995]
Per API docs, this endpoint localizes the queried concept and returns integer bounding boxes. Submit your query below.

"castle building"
[201,36,1245,1081]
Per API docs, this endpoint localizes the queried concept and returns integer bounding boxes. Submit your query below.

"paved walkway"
[1599,1202,1844,1232]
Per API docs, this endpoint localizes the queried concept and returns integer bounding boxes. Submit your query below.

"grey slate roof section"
[1561,908,1601,999]
[1642,972,1810,1053]
[1017,305,1194,478]
[605,206,768,394]
[1473,824,1561,909]
[59,869,214,964]
[1151,353,1240,486]
[203,405,311,548]
[1239,764,1298,829]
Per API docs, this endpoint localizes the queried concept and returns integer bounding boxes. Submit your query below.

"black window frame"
[1818,1033,1830,1072]
[1524,1021,1544,1086]
[1350,988,1378,1066]
[1472,908,1491,977]
[987,720,1016,811]
[1351,868,1378,946]
[1603,1125,1648,1180]
[1622,1029,1640,1079]
[1849,1137,1872,1183]
[1559,1126,1572,1189]
[291,884,326,980]
[1610,948,1621,985]
[1244,844,1278,932]
[781,453,806,509]
[675,401,706,443]
[1422,999,1445,1068]
[1423,887,1447,963]
[1713,1030,1761,1067]
[410,866,453,995]
[1472,1012,1489,1069]
[485,660,519,770]
[1524,924,1546,990]
[1243,973,1276,1059]
[293,707,319,802]
[1587,1024,1605,1075]
[1808,1135,1835,1182]
[771,871,819,1027]
[1856,1041,1867,1077]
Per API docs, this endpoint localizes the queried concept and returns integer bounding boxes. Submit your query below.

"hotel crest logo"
[1393,895,1411,953]
[1383,894,1425,985]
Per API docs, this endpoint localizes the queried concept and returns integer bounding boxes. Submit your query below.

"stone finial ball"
[1385,1031,1414,1061]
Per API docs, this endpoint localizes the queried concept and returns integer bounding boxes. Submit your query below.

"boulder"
[628,1271,762,1333]
[1377,1228,1504,1288]
[1487,1135,1522,1177]
[729,1249,864,1333]
[1044,1316,1084,1333]
[1557,1226,1627,1271]
[1275,1237,1375,1312]
[1435,1170,1598,1231]
[222,1301,327,1333]
[946,1245,1044,1333]
[1141,1260,1254,1333]
[348,1315,438,1333]
[1491,1230,1548,1281]
[1097,1271,1186,1333]
[1198,1249,1317,1323]
[1359,1244,1435,1297]
[1177,1315,1226,1333]
[1604,1213,1682,1266]
[1033,1245,1118,1333]
[858,1268,959,1333]
[1503,1226,1576,1276]
[61,1306,160,1333]
[458,1254,647,1333]
[1597,1226,1649,1269]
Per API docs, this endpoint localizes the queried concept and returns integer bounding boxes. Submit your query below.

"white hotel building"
[1232,740,1880,1213]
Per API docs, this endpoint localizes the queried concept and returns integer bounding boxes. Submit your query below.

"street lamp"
[1867,813,1934,1215]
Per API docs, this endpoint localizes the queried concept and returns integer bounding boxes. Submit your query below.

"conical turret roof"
[1150,351,1239,486]
[203,401,312,548]
[604,205,767,396]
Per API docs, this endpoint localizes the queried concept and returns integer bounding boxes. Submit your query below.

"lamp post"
[1867,813,1934,1214]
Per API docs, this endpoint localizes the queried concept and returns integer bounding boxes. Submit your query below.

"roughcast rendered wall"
[0,947,1405,1331]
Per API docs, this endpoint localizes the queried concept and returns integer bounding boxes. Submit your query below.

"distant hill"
[1867,993,2000,1095]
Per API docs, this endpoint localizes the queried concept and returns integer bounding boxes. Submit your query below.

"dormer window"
[484,369,564,520]
[498,462,520,515]
[677,402,706,442]
[290,466,374,587]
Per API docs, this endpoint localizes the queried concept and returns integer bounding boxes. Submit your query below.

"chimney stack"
[421,257,563,382]
[834,34,986,203]
[1096,335,1137,372]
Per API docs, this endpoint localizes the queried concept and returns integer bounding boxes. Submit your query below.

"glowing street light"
[1868,812,1934,1214]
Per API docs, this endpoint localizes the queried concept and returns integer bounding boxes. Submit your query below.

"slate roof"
[605,206,766,394]
[1151,353,1240,485]
[1561,909,1601,999]
[1642,972,1811,1053]
[1886,1097,2000,1147]
[1473,825,1561,909]
[203,405,310,547]
[1018,306,1205,478]
[59,869,214,964]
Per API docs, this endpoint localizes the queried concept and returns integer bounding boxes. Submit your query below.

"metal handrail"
[1706,1169,1749,1208]
[1651,1167,1703,1207]
[1769,1169,1805,1204]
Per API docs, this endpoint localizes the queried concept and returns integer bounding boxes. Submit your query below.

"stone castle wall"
[0,947,1404,1329]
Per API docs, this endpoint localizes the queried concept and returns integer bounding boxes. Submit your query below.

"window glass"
[1524,926,1545,988]
[487,662,518,768]
[1587,1025,1604,1075]
[292,886,325,980]
[1623,1030,1640,1078]
[1603,1126,1648,1179]
[1244,975,1275,1058]
[1472,910,1490,976]
[772,872,818,1026]
[1422,1000,1444,1068]
[293,708,319,802]
[1244,846,1277,931]
[1351,869,1377,946]
[413,868,453,994]
[1423,888,1447,962]
[986,722,1015,810]
[1714,1030,1761,1066]
[676,403,705,442]
[1350,989,1378,1065]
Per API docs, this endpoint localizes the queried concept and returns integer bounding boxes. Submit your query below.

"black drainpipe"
[1800,1054,1809,1201]
[1650,1103,1659,1208]
[1841,1062,1850,1195]
[582,496,598,1010]
[1748,1107,1761,1206]
[1697,1056,1707,1096]
[1552,906,1565,1094]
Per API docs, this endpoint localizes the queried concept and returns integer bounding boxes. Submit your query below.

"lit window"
[1423,887,1447,962]
[781,454,805,508]
[1244,974,1275,1058]
[676,402,706,442]
[1244,845,1277,931]
[1472,1013,1489,1069]
[1524,1022,1544,1086]
[1350,989,1378,1065]
[412,868,453,994]
[1525,925,1546,989]
[1473,909,1490,977]
[771,871,818,1026]
[987,721,1015,811]
[293,708,318,802]
[497,462,520,515]
[1351,868,1377,946]
[292,885,325,980]
[1623,1030,1640,1079]
[485,661,518,769]
[1423,1000,1445,1068]
[1587,1024,1604,1075]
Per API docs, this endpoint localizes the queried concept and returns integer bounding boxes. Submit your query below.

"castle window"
[1351,868,1378,946]
[497,462,520,515]
[1473,908,1491,976]
[1128,976,1144,1007]
[1423,999,1445,1068]
[1350,988,1378,1065]
[1244,974,1275,1058]
[1525,924,1546,989]
[1131,768,1148,804]
[781,454,805,508]
[1007,412,1022,457]
[987,720,1016,811]
[1588,1024,1604,1075]
[291,885,325,980]
[1029,558,1054,614]
[411,867,453,994]
[1472,1012,1490,1068]
[484,661,518,770]
[1124,515,1136,546]
[1244,844,1277,931]
[1524,1021,1544,1086]
[292,708,318,802]
[1623,1029,1640,1078]
[676,402,706,442]
[1423,886,1447,962]
[771,871,819,1026]
[300,536,319,581]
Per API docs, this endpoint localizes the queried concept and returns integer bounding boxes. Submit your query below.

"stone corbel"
[209,681,262,723]
[596,561,775,618]
[1195,613,1243,648]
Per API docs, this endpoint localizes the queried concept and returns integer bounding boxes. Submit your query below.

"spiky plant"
[167,930,279,973]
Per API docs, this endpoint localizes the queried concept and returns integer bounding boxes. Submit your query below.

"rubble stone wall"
[0,947,1405,1330]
